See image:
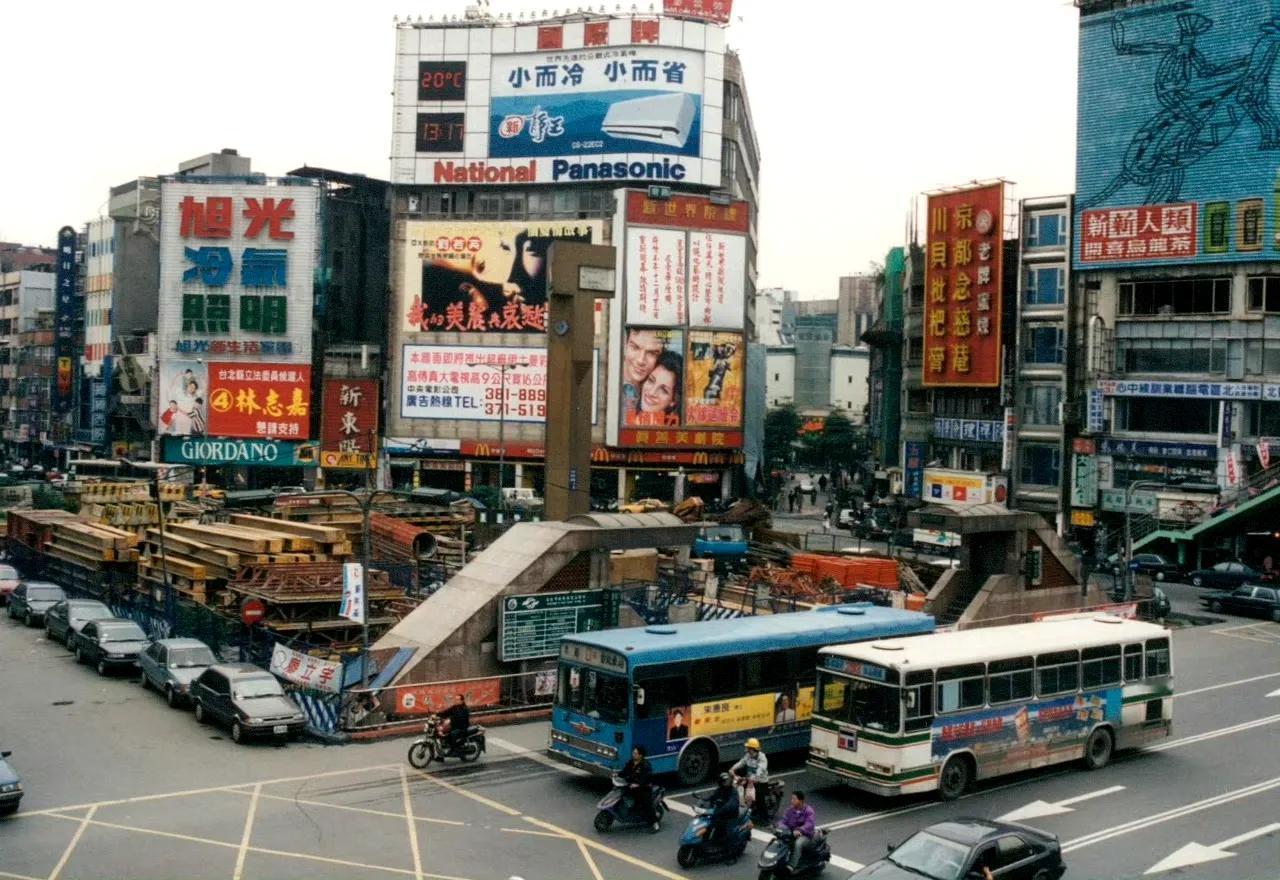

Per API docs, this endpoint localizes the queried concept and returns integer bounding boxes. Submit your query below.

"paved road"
[2,608,1278,879]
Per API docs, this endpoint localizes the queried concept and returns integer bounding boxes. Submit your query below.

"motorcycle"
[757,826,831,879]
[676,792,753,869]
[406,714,485,768]
[593,774,667,833]
[735,771,785,825]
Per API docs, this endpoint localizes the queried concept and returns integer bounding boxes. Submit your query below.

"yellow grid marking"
[400,767,424,880]
[232,783,261,880]
[46,804,96,880]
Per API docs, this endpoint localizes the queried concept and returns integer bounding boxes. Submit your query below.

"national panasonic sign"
[432,158,686,185]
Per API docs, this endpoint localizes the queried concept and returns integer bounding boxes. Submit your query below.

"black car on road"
[190,663,306,744]
[5,581,66,627]
[1201,584,1280,622]
[848,818,1065,880]
[1186,560,1261,589]
[1126,553,1184,582]
[70,618,149,675]
[44,599,113,647]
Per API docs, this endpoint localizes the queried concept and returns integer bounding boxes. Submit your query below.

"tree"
[764,405,802,471]
[820,410,863,474]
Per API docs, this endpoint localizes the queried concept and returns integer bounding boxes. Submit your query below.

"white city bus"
[808,615,1173,800]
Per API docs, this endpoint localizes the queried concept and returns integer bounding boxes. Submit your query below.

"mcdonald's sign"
[692,451,709,466]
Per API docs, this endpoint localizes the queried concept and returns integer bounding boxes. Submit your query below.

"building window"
[1024,326,1065,365]
[1115,397,1218,434]
[1024,212,1066,247]
[907,389,929,413]
[1246,275,1280,312]
[1024,266,1065,306]
[1245,401,1280,436]
[1117,339,1225,374]
[1022,385,1062,426]
[1118,277,1230,316]
[1020,444,1060,487]
[1239,199,1264,252]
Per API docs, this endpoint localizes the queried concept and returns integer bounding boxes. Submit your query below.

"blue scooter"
[676,788,753,868]
[594,774,667,833]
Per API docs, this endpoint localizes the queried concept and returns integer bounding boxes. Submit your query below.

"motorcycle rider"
[731,737,769,812]
[706,771,740,842]
[440,693,470,754]
[779,790,816,870]
[619,745,658,830]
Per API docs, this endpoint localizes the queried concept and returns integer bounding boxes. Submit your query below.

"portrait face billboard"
[619,327,684,428]
[684,331,743,428]
[1076,0,1280,267]
[401,220,604,334]
[157,360,209,438]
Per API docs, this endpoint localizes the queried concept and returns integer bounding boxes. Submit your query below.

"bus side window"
[904,670,934,732]
[745,654,790,691]
[1123,644,1143,682]
[1037,650,1080,696]
[1082,644,1122,689]
[988,656,1033,704]
[1145,638,1171,678]
[692,657,739,701]
[634,675,689,719]
[936,663,985,713]
[788,649,817,686]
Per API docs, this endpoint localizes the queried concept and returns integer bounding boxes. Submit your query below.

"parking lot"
[3,600,1280,879]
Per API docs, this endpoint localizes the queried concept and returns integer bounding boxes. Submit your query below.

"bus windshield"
[817,671,900,732]
[557,663,629,724]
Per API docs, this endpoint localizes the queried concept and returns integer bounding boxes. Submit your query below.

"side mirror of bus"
[633,687,646,706]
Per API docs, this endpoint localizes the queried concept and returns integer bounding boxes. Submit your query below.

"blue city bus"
[547,604,934,784]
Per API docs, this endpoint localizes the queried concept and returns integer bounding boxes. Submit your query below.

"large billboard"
[1076,0,1280,267]
[401,220,604,334]
[156,180,318,434]
[321,378,380,454]
[685,330,743,428]
[922,183,1004,388]
[391,17,726,187]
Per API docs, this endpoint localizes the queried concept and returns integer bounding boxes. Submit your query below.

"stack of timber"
[75,481,187,528]
[223,563,401,645]
[44,522,140,568]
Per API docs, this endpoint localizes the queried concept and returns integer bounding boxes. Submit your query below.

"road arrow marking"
[1267,687,1280,698]
[1144,823,1280,874]
[996,785,1125,823]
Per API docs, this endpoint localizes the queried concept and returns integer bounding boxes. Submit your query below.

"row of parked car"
[3,573,307,747]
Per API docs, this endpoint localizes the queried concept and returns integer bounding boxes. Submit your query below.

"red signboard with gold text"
[923,183,1004,387]
[207,363,312,439]
[625,190,749,233]
[321,378,380,454]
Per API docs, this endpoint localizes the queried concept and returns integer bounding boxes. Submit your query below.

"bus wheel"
[1083,727,1113,770]
[677,741,715,786]
[938,755,972,801]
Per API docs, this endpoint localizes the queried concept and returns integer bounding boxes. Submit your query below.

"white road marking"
[400,767,425,880]
[996,785,1125,822]
[485,735,590,776]
[1062,775,1280,853]
[1175,670,1280,697]
[231,783,261,880]
[1144,822,1280,874]
[1144,712,1280,751]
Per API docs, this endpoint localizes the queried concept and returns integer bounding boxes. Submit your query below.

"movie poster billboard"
[684,331,743,428]
[401,220,604,334]
[619,327,684,428]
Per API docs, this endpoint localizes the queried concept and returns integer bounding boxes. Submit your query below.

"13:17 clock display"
[415,113,464,153]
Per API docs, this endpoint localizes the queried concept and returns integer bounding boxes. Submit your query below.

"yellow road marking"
[232,783,261,880]
[222,787,466,826]
[46,804,96,880]
[411,768,520,816]
[522,815,688,880]
[576,839,606,880]
[401,767,424,880]
[500,826,569,838]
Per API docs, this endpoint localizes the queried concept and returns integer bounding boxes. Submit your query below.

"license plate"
[272,725,288,734]
[838,732,858,751]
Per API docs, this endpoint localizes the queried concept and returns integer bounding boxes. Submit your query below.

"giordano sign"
[162,437,318,467]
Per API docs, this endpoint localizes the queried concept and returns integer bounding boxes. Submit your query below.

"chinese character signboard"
[904,440,925,499]
[401,220,603,334]
[321,379,380,455]
[206,364,312,440]
[663,0,733,24]
[625,228,687,325]
[392,19,723,187]
[498,590,611,662]
[156,180,317,435]
[270,642,342,694]
[923,183,1004,387]
[54,225,78,414]
[1076,0,1280,268]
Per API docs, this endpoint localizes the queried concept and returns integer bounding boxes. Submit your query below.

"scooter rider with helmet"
[731,737,768,811]
[706,772,740,841]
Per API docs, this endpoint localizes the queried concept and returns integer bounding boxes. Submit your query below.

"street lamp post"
[467,361,529,519]
[1124,479,1165,600]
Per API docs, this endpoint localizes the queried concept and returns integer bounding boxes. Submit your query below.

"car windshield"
[888,831,972,880]
[234,678,284,699]
[71,603,111,620]
[556,664,629,724]
[169,647,215,668]
[100,623,146,642]
[29,586,64,599]
[0,565,19,579]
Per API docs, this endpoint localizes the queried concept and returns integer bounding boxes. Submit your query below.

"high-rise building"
[0,271,55,459]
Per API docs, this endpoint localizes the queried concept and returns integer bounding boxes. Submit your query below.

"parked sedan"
[1186,560,1260,589]
[70,618,149,675]
[848,818,1065,880]
[6,581,66,626]
[1127,552,1184,582]
[0,749,21,815]
[0,564,21,605]
[191,663,306,744]
[1201,584,1280,621]
[139,638,217,707]
[44,599,113,647]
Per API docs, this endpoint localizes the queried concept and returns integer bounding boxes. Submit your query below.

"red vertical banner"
[922,183,1004,387]
[321,378,380,454]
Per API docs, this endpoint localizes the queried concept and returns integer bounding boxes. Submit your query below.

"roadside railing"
[339,668,557,733]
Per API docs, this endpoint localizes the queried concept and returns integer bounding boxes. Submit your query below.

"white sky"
[0,0,1078,300]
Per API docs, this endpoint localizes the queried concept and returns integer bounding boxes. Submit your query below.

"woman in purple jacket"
[779,791,816,869]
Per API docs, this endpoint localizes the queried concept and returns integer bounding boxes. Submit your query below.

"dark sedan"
[70,618,149,676]
[848,818,1065,880]
[1187,560,1260,589]
[0,749,21,815]
[191,663,306,744]
[6,581,66,626]
[1201,584,1280,622]
[44,599,114,647]
[1127,553,1184,582]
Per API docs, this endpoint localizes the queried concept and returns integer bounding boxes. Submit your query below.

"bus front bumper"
[546,746,615,777]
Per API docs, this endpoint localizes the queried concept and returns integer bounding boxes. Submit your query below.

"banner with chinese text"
[922,183,1004,387]
[206,363,312,440]
[321,378,380,455]
[269,643,342,694]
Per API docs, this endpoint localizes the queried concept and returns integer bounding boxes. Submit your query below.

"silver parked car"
[139,638,217,708]
[44,599,114,647]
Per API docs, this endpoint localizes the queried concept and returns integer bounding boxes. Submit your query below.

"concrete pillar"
[616,467,627,504]
[674,468,686,503]
[514,463,524,487]
[721,470,732,503]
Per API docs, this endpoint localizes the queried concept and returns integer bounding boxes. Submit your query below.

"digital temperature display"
[418,61,466,101]
[416,113,464,153]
